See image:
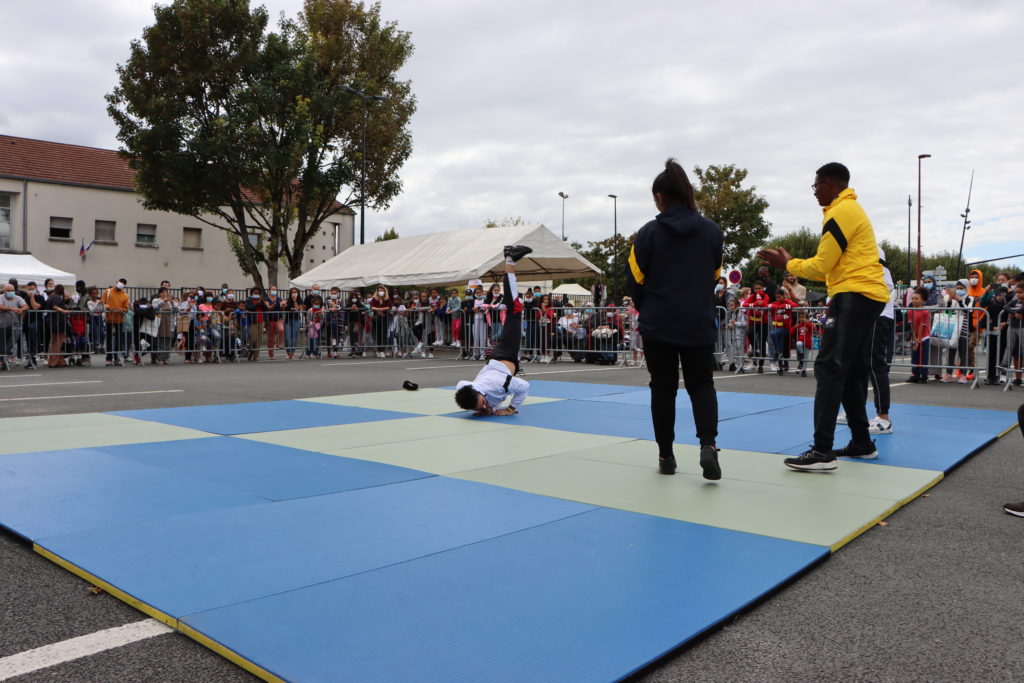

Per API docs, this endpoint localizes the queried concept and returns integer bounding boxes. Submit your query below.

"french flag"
[79,239,94,257]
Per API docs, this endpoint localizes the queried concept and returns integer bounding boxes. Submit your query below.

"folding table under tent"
[290,224,601,290]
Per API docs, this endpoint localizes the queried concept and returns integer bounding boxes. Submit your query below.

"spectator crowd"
[1,269,1021,385]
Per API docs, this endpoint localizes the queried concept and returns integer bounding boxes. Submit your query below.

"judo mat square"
[0,387,1016,681]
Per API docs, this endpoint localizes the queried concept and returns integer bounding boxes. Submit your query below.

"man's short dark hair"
[816,162,850,186]
[455,385,480,410]
[118,277,128,284]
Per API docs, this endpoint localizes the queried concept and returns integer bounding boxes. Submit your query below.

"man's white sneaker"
[868,417,893,434]
[837,413,848,425]
[452,341,461,348]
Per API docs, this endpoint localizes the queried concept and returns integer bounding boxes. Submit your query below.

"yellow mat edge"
[828,471,945,552]
[997,422,1020,439]
[33,543,285,683]
[33,543,178,629]
[177,622,287,683]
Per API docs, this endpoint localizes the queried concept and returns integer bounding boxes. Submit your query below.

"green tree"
[693,164,771,268]
[559,233,634,303]
[482,216,529,228]
[106,0,416,288]
[374,227,399,242]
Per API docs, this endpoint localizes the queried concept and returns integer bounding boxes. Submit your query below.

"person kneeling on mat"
[454,245,532,416]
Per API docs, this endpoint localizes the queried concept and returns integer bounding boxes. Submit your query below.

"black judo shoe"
[700,445,721,481]
[658,455,676,475]
[504,244,533,262]
[784,447,837,472]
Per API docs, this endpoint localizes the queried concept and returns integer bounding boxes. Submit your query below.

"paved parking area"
[1,357,1021,682]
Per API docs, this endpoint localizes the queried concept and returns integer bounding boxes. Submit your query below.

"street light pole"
[608,194,618,303]
[916,153,931,283]
[342,85,389,245]
[906,194,912,285]
[558,191,568,240]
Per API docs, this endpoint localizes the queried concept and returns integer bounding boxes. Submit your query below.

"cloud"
[3,0,1021,266]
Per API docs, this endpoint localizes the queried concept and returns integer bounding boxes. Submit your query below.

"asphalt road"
[1,354,1021,682]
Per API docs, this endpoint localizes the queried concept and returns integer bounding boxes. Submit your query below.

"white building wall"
[0,178,354,289]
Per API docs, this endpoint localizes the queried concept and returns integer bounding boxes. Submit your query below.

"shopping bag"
[930,311,957,349]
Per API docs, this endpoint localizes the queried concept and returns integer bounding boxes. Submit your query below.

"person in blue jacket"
[626,158,723,479]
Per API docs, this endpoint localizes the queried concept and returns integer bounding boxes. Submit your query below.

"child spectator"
[306,297,323,359]
[368,286,392,358]
[742,282,771,373]
[726,298,747,372]
[447,288,463,349]
[790,310,815,377]
[907,287,931,383]
[941,280,976,383]
[768,289,800,374]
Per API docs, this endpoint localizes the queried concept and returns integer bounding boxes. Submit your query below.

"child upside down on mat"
[454,245,532,416]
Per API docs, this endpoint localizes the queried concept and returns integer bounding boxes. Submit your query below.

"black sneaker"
[658,455,676,475]
[1004,501,1024,517]
[784,447,837,472]
[699,445,721,481]
[504,244,533,262]
[833,440,879,460]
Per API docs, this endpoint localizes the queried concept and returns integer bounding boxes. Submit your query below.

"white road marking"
[0,381,104,389]
[406,364,473,371]
[0,390,184,402]
[321,359,431,367]
[0,619,173,680]
[523,366,631,376]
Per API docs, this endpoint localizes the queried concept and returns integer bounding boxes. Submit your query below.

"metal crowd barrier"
[3,301,1018,391]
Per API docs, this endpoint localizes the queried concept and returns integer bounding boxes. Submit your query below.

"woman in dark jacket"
[626,158,723,479]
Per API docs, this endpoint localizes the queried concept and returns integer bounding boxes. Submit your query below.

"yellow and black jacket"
[788,188,888,303]
[625,203,723,346]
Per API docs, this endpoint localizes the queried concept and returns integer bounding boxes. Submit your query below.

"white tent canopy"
[550,283,590,297]
[0,253,76,287]
[291,224,601,290]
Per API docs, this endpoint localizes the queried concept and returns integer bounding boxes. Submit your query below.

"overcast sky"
[3,0,1022,270]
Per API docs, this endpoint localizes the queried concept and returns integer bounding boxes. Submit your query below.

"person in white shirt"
[455,245,533,416]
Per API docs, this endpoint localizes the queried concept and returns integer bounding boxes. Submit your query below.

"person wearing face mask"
[457,287,476,359]
[263,286,284,359]
[243,288,266,361]
[368,286,392,358]
[132,296,158,365]
[303,284,322,310]
[626,159,723,479]
[344,292,367,357]
[21,281,45,369]
[939,279,976,383]
[471,287,489,361]
[981,273,1011,385]
[522,287,538,361]
[0,284,28,371]
[282,288,304,359]
[964,270,986,378]
[102,278,130,366]
[446,288,463,349]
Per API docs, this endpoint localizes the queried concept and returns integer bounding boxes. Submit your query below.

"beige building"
[0,135,354,289]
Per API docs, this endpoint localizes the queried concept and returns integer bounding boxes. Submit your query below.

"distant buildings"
[0,134,354,287]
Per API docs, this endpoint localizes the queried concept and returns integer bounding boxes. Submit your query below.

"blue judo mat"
[1,387,1016,681]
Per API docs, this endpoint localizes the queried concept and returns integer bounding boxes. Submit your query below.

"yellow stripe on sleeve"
[628,245,645,285]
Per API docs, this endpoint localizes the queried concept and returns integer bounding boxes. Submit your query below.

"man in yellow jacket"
[759,162,888,471]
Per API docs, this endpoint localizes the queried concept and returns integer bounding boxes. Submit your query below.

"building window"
[49,216,72,239]
[182,227,202,249]
[0,194,10,250]
[136,223,157,245]
[94,220,116,242]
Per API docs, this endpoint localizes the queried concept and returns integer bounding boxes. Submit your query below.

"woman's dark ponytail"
[651,158,697,210]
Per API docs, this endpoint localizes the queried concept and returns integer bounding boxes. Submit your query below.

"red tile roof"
[0,134,136,190]
[0,134,352,214]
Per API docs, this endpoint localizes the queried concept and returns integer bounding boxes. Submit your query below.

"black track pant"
[644,338,719,454]
[813,292,885,451]
[491,271,521,370]
[860,315,894,416]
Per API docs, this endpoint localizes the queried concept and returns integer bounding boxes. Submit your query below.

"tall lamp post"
[906,194,912,285]
[608,194,618,302]
[916,153,931,283]
[557,191,568,240]
[342,85,389,245]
